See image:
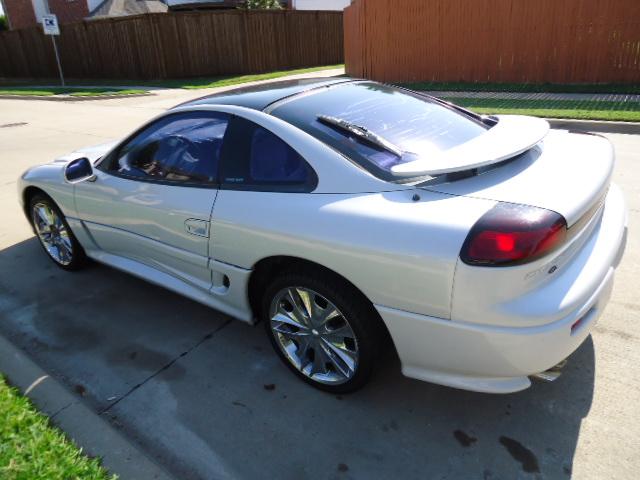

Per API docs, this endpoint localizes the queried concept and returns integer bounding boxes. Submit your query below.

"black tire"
[29,193,87,271]
[261,268,385,394]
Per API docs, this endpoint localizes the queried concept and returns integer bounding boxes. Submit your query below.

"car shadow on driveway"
[0,238,594,480]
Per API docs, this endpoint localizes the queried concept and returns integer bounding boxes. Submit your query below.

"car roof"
[174,77,355,112]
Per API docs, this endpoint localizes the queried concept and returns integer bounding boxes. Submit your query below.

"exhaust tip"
[530,360,567,383]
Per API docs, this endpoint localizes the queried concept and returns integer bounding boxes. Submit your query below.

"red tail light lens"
[461,203,567,266]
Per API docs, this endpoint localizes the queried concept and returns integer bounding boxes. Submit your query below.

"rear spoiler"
[391,115,550,177]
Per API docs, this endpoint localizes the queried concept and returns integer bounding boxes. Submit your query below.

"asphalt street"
[0,83,638,480]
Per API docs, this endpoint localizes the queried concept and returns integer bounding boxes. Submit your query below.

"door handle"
[185,219,209,238]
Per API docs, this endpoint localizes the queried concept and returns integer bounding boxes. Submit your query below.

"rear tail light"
[461,203,567,267]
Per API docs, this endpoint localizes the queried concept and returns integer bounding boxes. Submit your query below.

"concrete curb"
[0,334,175,480]
[0,92,154,102]
[547,118,640,135]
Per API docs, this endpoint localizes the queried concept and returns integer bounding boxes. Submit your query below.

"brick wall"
[3,0,37,30]
[48,0,88,24]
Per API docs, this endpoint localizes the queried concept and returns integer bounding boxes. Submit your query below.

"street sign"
[42,13,64,86]
[42,14,60,36]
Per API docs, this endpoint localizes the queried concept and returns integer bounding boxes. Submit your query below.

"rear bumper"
[376,184,627,393]
[376,267,614,393]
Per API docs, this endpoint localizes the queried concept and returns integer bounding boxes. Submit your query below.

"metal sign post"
[42,14,64,87]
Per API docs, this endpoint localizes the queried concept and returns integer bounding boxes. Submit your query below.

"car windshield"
[270,82,490,180]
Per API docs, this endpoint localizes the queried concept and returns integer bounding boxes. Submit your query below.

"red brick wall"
[3,0,37,30]
[48,0,88,25]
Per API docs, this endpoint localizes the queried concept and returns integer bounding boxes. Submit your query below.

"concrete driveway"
[0,85,639,480]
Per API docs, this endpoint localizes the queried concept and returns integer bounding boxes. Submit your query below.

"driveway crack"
[50,400,76,420]
[98,319,232,415]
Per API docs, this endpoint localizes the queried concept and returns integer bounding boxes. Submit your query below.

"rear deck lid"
[423,129,614,226]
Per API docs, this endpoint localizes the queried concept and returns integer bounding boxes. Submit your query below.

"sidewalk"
[0,334,175,480]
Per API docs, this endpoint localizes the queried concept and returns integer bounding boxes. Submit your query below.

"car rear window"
[270,82,489,180]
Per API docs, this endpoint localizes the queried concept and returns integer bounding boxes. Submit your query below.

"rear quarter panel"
[450,184,627,328]
[211,188,494,318]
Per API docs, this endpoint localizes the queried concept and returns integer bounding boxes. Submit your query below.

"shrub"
[244,0,283,9]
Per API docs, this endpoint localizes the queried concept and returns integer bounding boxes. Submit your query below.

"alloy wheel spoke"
[272,312,308,332]
[320,338,357,375]
[310,344,328,376]
[272,322,310,338]
[56,245,70,263]
[54,215,65,230]
[296,337,313,363]
[323,323,356,341]
[58,231,73,251]
[35,222,51,235]
[43,206,56,226]
[316,306,342,330]
[35,206,51,227]
[280,304,308,328]
[284,288,311,327]
[294,288,314,320]
[319,342,353,378]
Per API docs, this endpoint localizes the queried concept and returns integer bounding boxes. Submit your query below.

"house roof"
[163,0,240,7]
[89,0,168,19]
[164,0,288,9]
[175,77,354,111]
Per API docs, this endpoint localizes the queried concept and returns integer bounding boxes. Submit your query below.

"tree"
[244,0,283,9]
[0,15,8,32]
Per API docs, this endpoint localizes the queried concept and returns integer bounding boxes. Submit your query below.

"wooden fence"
[0,10,343,80]
[344,0,640,84]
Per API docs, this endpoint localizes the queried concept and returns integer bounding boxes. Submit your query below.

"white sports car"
[18,78,628,394]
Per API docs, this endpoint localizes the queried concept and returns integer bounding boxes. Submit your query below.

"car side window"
[105,111,230,185]
[219,117,317,192]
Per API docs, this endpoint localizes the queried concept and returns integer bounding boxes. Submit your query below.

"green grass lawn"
[404,81,640,95]
[0,376,115,480]
[155,64,345,89]
[3,66,636,121]
[0,64,345,91]
[440,97,640,122]
[0,87,147,97]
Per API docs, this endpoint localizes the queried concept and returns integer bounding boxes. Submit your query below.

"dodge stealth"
[18,78,628,393]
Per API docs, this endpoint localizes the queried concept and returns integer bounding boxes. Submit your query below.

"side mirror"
[64,157,96,184]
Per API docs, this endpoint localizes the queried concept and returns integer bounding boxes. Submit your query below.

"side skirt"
[66,217,255,324]
[86,250,254,324]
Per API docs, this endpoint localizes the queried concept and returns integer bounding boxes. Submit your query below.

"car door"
[210,115,318,268]
[74,111,231,291]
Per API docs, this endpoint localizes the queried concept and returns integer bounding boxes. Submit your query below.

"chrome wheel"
[32,202,73,266]
[269,287,359,385]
